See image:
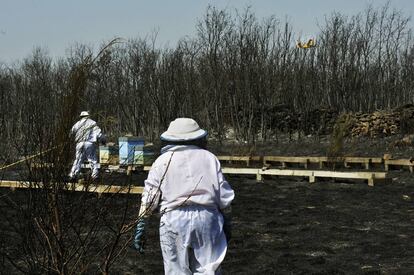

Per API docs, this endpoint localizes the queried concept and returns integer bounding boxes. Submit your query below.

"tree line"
[1,4,413,159]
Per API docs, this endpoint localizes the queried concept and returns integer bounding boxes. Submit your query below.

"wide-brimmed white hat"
[160,118,207,141]
[79,111,90,117]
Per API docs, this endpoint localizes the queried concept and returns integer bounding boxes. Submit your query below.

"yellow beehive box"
[99,145,119,165]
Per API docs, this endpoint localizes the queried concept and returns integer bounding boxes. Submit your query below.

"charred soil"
[1,137,414,274]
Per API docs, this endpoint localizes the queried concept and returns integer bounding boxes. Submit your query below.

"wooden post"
[256,172,262,182]
[367,176,374,187]
[309,175,315,183]
[364,160,370,170]
[384,161,389,171]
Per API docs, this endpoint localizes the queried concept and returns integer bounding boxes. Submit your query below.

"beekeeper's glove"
[222,206,232,242]
[133,218,146,253]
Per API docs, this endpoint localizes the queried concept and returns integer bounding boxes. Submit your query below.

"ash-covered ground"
[1,136,414,274]
[120,171,414,274]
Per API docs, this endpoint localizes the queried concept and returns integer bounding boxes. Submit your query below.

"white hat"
[79,111,90,117]
[160,118,207,141]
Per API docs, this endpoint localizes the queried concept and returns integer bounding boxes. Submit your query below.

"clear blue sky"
[0,0,413,63]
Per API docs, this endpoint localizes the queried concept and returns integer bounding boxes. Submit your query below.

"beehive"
[99,145,119,165]
[133,144,156,165]
[118,136,145,165]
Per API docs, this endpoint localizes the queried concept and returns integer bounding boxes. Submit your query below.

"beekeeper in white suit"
[134,118,234,275]
[69,111,105,180]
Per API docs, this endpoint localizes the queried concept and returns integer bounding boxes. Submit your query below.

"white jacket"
[141,145,234,214]
[71,118,102,143]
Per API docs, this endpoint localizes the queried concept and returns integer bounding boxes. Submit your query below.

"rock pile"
[346,104,414,138]
[265,104,414,138]
[348,111,399,137]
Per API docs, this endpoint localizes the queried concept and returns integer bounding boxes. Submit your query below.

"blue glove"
[133,218,146,253]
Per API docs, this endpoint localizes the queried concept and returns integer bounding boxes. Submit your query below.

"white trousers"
[69,141,98,178]
[159,205,227,275]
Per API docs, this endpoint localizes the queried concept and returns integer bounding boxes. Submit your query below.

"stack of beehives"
[349,111,400,137]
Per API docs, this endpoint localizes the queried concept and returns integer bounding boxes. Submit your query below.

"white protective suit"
[140,145,234,275]
[69,117,102,179]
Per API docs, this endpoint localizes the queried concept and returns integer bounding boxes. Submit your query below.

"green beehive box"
[133,144,156,165]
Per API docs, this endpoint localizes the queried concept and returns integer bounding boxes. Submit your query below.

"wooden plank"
[369,157,384,164]
[312,171,386,179]
[384,159,414,172]
[312,171,387,186]
[264,156,339,168]
[221,167,388,186]
[307,156,329,162]
[221,167,263,181]
[0,181,144,194]
[343,157,383,170]
[384,159,413,165]
[31,163,103,169]
[264,156,382,163]
[264,156,338,169]
[225,167,387,185]
[343,157,383,163]
[221,167,260,175]
[260,169,313,177]
[262,155,387,171]
[218,156,261,166]
[218,156,261,161]
[264,156,309,163]
[263,156,311,169]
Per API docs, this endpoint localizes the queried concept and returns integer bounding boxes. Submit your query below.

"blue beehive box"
[118,136,145,165]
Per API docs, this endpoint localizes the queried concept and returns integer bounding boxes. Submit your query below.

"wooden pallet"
[221,167,388,186]
[29,155,414,175]
[0,180,143,194]
[343,157,383,169]
[3,165,389,192]
[144,155,410,172]
[384,159,414,172]
[263,156,384,170]
[263,156,316,169]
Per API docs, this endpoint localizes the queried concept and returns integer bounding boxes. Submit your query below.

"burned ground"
[2,172,414,274]
[1,137,414,274]
[115,171,414,275]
